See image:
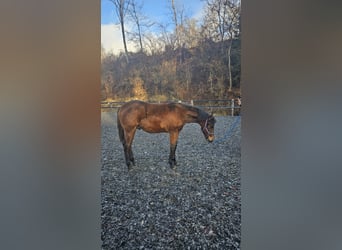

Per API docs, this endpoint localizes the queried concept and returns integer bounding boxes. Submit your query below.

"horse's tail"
[117,108,125,144]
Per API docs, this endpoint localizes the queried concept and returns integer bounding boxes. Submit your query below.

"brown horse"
[117,100,216,170]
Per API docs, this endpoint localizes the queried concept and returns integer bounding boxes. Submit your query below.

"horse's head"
[201,114,216,142]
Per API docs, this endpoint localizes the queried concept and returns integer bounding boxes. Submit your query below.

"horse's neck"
[184,106,208,124]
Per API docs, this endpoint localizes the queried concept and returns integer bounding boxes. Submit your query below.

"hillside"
[101,39,241,102]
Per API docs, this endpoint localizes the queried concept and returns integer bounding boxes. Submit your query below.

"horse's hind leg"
[123,127,136,170]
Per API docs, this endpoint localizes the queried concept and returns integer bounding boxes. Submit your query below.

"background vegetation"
[101,0,241,102]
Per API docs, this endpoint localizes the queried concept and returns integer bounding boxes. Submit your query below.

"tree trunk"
[110,0,130,63]
[138,25,143,52]
[171,0,180,48]
[120,15,129,63]
[227,39,233,91]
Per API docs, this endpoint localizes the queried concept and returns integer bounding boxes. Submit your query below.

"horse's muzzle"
[207,135,214,142]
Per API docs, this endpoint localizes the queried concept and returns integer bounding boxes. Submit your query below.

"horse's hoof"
[127,163,133,171]
[169,159,177,169]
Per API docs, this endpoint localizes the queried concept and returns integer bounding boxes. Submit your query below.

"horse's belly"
[139,119,168,133]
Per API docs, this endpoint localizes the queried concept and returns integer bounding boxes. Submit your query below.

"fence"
[101,99,241,116]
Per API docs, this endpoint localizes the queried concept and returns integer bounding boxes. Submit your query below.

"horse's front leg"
[123,145,132,168]
[169,131,179,169]
[128,144,135,166]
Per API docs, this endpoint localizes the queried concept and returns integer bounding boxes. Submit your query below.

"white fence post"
[190,100,194,106]
[231,99,235,116]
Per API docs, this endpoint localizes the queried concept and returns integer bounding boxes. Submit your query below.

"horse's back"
[120,100,146,109]
[120,101,188,132]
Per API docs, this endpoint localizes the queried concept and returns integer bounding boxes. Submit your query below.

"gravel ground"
[101,111,241,249]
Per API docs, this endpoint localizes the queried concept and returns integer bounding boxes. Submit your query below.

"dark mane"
[173,103,210,122]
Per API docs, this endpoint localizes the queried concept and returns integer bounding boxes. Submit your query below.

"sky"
[101,0,205,54]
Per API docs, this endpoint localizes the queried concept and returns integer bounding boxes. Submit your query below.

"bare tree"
[158,23,176,51]
[170,0,179,48]
[226,1,240,91]
[109,0,131,63]
[127,0,154,53]
[203,0,240,91]
[144,33,164,55]
[183,18,200,49]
